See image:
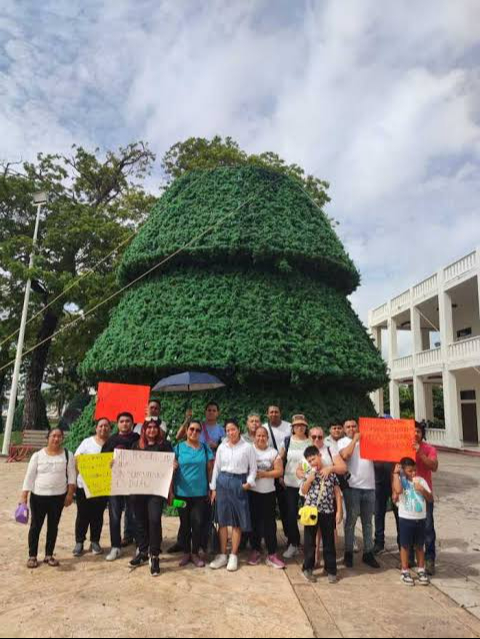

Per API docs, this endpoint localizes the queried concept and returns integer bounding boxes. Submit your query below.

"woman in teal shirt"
[174,420,214,568]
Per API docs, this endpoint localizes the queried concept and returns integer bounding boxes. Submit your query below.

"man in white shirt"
[263,405,291,539]
[263,405,291,453]
[134,399,167,435]
[338,420,380,570]
[324,423,344,454]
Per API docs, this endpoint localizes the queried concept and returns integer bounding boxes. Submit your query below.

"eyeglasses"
[189,428,202,434]
[311,435,323,440]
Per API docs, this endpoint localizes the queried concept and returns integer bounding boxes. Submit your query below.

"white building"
[368,248,480,450]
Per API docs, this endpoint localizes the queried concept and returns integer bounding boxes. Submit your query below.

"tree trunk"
[0,372,5,432]
[22,309,59,430]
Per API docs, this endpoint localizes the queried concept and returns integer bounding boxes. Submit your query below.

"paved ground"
[0,452,479,638]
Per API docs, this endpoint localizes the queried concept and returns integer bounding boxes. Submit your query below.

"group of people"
[20,400,438,586]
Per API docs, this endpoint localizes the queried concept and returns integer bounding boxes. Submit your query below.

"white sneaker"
[227,554,238,572]
[283,545,299,559]
[209,554,228,570]
[106,547,122,562]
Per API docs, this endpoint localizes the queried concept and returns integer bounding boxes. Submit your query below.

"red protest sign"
[359,417,415,463]
[95,382,151,424]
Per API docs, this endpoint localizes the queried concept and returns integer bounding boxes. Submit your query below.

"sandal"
[27,557,38,569]
[44,556,60,567]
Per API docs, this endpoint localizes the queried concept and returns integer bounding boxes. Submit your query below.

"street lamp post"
[2,191,48,456]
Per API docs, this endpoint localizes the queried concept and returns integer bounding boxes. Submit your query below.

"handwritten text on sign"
[359,418,415,462]
[111,449,174,498]
[77,453,113,499]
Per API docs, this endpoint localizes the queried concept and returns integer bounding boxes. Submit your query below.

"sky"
[1,0,479,325]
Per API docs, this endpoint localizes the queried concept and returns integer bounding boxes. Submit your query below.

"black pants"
[178,496,208,555]
[133,495,164,557]
[108,495,136,549]
[303,512,337,575]
[285,486,302,546]
[75,488,107,544]
[374,463,400,548]
[249,491,278,555]
[275,481,289,538]
[28,493,65,558]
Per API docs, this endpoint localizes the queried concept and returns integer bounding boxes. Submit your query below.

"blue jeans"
[108,496,136,548]
[344,487,375,554]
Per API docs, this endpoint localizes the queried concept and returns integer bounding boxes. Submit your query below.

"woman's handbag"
[15,503,29,525]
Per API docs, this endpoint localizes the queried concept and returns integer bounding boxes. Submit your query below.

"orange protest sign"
[95,382,151,424]
[359,417,415,463]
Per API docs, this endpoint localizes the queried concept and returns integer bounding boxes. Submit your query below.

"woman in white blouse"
[21,428,76,568]
[209,419,257,572]
[73,417,112,557]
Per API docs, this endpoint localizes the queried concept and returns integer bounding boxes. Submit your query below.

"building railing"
[444,250,477,282]
[372,303,388,323]
[391,289,411,313]
[416,348,442,368]
[448,335,480,361]
[412,274,438,301]
[392,355,413,371]
[426,428,447,446]
[369,248,478,329]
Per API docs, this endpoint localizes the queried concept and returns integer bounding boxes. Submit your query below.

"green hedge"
[66,384,377,452]
[80,267,387,389]
[118,166,360,294]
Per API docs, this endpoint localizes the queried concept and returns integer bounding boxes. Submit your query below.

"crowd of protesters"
[20,400,438,585]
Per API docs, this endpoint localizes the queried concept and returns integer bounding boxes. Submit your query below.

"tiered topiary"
[67,165,387,450]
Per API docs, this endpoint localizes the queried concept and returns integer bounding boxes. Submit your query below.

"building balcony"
[369,248,479,328]
[391,337,480,378]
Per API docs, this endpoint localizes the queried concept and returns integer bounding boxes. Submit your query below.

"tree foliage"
[0,143,156,428]
[119,165,358,292]
[162,136,332,215]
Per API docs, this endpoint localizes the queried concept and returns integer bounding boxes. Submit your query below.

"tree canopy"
[0,143,156,428]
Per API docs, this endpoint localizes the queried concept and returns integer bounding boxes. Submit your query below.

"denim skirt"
[216,472,251,531]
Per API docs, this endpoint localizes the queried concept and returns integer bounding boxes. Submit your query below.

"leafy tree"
[0,143,156,429]
[162,136,333,219]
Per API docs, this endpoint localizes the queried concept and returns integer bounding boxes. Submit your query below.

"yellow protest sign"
[77,453,113,498]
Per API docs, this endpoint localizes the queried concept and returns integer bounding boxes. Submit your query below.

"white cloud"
[0,0,479,328]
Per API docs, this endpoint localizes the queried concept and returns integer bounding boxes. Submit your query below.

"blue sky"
[1,0,479,323]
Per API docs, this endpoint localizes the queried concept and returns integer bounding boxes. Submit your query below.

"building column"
[387,316,398,362]
[421,329,431,351]
[412,306,423,353]
[442,369,462,447]
[424,383,434,422]
[389,380,401,419]
[477,269,480,323]
[370,327,384,414]
[413,375,427,422]
[438,284,454,358]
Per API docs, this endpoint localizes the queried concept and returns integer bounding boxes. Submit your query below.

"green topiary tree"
[68,165,387,450]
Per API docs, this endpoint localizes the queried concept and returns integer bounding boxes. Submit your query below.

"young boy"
[300,445,343,584]
[392,457,433,586]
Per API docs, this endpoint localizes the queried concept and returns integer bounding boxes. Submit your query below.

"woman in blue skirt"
[209,419,257,572]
